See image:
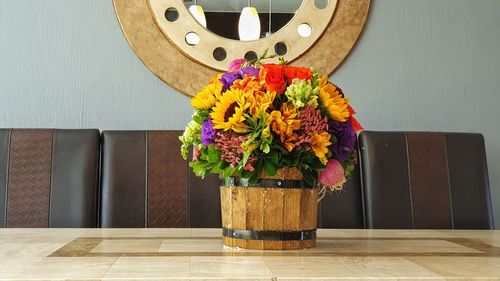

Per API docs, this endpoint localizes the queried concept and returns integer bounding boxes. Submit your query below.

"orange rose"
[262,64,286,95]
[284,66,313,84]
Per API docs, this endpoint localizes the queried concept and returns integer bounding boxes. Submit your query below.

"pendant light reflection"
[189,0,207,28]
[238,0,261,41]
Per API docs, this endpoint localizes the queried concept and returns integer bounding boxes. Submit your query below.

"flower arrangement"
[180,55,362,191]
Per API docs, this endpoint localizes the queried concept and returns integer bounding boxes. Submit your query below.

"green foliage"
[242,112,273,155]
[192,109,210,125]
[179,120,201,160]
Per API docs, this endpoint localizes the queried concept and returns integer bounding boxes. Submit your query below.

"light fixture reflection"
[189,1,207,28]
[298,23,312,38]
[238,2,261,41]
[185,32,200,46]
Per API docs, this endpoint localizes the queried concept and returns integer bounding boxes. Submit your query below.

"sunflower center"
[224,102,238,122]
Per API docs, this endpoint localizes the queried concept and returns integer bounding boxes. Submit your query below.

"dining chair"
[359,131,494,229]
[100,130,221,228]
[318,143,364,229]
[0,129,100,228]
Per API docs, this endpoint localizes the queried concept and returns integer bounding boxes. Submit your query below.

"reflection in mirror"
[184,0,303,40]
[314,0,328,9]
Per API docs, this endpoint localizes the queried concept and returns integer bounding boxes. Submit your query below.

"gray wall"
[1,0,499,227]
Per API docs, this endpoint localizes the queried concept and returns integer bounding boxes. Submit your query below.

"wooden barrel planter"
[220,168,318,250]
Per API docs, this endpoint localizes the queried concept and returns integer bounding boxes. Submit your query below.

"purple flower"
[220,71,242,92]
[239,66,260,78]
[328,120,356,161]
[201,119,216,145]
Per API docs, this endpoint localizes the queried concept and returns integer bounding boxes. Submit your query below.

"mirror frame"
[148,0,338,71]
[113,0,371,97]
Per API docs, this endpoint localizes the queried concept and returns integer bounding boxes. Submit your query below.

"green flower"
[179,120,201,160]
[284,79,319,109]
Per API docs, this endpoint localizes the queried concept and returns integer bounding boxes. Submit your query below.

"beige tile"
[84,228,193,238]
[15,257,117,279]
[189,228,222,238]
[91,239,162,253]
[0,257,42,279]
[264,256,442,278]
[328,229,457,239]
[0,228,86,239]
[277,279,442,281]
[0,240,69,259]
[190,256,274,279]
[409,257,500,278]
[192,279,273,281]
[102,257,189,279]
[310,239,481,254]
[159,238,225,253]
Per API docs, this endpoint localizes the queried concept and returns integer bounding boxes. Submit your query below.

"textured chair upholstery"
[318,143,364,229]
[100,130,221,228]
[359,131,494,229]
[0,129,100,228]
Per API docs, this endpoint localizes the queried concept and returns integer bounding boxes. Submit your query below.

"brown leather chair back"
[0,129,100,228]
[359,131,494,229]
[318,142,364,228]
[100,130,221,228]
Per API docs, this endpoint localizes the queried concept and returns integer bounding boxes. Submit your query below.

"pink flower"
[228,58,247,72]
[319,159,346,189]
[192,147,200,162]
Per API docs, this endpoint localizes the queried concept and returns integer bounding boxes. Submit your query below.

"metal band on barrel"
[222,228,316,241]
[223,177,312,189]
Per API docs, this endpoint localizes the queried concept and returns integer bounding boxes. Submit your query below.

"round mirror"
[183,0,303,40]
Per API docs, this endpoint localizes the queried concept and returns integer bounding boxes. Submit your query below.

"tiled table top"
[1,228,500,280]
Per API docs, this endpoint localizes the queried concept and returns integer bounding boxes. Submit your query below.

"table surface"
[1,228,500,280]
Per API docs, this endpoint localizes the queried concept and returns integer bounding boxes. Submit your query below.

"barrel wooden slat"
[231,187,247,249]
[245,187,264,249]
[283,188,302,249]
[263,188,284,250]
[220,187,233,247]
[301,189,318,230]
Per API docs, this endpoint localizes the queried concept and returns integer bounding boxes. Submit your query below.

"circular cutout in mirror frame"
[113,0,371,97]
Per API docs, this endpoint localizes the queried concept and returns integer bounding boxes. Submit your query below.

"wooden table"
[1,228,500,280]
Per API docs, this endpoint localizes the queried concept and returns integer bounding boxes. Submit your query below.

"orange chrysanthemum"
[309,132,332,165]
[268,103,300,152]
[231,76,264,93]
[248,90,276,119]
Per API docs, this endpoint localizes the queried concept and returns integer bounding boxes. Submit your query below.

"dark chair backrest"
[318,142,364,229]
[100,130,222,228]
[359,131,494,229]
[0,129,100,228]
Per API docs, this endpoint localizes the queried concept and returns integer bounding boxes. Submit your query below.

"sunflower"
[191,81,222,110]
[210,88,250,133]
[318,77,350,122]
[309,132,332,165]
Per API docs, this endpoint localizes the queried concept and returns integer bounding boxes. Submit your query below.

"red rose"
[262,64,286,94]
[284,66,313,84]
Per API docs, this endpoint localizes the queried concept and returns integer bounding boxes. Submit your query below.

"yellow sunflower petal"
[318,77,350,122]
[210,88,250,133]
[191,82,222,110]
